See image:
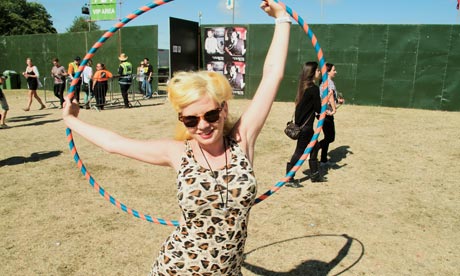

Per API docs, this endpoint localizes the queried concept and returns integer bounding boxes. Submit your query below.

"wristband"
[275,16,292,24]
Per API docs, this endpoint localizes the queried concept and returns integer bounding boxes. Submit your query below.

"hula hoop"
[66,0,328,227]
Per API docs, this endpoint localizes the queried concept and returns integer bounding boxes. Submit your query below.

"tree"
[66,17,101,33]
[0,0,56,35]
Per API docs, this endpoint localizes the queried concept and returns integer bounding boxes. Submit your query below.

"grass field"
[1,89,459,275]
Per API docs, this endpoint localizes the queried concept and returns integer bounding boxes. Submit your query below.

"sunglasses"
[178,103,224,128]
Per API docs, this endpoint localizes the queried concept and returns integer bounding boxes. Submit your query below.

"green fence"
[1,24,459,111]
[0,25,158,93]
[227,24,460,111]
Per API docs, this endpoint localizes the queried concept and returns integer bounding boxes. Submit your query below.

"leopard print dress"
[149,137,257,276]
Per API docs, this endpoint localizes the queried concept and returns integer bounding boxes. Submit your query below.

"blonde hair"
[167,71,234,140]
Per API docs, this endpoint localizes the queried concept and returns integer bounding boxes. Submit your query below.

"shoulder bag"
[284,111,313,140]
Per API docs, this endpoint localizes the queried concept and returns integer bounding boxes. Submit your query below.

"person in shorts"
[0,75,10,128]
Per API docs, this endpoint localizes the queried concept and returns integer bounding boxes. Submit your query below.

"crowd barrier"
[43,74,168,111]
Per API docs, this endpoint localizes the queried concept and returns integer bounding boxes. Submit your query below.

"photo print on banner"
[204,26,247,96]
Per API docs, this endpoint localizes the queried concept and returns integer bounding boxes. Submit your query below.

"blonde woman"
[63,1,291,274]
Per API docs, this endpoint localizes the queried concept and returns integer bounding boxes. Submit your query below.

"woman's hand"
[62,97,80,119]
[260,0,289,18]
[326,109,336,116]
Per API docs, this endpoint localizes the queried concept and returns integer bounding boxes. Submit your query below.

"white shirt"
[82,66,93,84]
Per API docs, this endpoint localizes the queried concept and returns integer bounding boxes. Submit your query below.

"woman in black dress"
[22,58,46,111]
[286,61,325,186]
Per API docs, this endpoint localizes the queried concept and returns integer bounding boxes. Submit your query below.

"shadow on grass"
[0,150,62,167]
[328,145,353,164]
[7,113,61,128]
[300,145,353,182]
[7,113,51,122]
[243,234,364,276]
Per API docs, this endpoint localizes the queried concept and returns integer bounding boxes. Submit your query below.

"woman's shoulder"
[226,135,238,146]
[305,84,319,94]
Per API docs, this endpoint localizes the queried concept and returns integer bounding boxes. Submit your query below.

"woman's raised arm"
[62,98,183,169]
[234,0,291,161]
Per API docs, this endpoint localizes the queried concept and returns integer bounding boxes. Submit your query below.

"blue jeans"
[142,79,152,98]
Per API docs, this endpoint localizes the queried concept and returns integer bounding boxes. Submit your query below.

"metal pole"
[85,25,89,52]
[119,0,122,21]
[87,5,91,53]
[232,0,235,24]
[118,1,122,54]
[457,8,460,24]
[321,0,324,22]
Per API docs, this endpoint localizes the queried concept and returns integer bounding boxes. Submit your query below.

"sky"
[33,0,460,49]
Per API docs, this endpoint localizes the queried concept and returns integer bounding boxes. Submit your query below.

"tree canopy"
[0,0,56,35]
[66,16,101,33]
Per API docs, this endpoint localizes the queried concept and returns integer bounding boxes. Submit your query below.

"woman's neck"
[195,137,226,157]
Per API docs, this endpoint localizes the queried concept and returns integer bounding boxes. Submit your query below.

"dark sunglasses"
[178,102,225,128]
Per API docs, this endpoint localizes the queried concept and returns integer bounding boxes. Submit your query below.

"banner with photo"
[204,26,247,96]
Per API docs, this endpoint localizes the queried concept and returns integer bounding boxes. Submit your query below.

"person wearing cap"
[68,56,82,104]
[117,53,133,108]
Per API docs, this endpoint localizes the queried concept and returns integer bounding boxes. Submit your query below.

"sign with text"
[91,0,116,4]
[90,0,117,21]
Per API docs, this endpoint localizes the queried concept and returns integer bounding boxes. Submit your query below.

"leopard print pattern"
[149,137,257,276]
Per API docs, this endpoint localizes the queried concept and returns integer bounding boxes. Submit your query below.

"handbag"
[82,82,89,93]
[284,112,313,140]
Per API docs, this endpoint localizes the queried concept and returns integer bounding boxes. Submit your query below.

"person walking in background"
[68,56,82,104]
[117,53,133,108]
[136,61,145,94]
[62,1,290,274]
[51,58,67,109]
[143,57,153,99]
[22,57,46,111]
[318,63,342,166]
[81,59,93,109]
[0,75,10,128]
[92,63,112,110]
[286,61,325,187]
